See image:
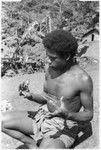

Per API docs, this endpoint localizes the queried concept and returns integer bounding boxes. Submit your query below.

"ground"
[1,41,99,149]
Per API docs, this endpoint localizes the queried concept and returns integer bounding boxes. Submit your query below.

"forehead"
[46,49,58,57]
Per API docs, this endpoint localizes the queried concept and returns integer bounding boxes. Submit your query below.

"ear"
[66,55,70,61]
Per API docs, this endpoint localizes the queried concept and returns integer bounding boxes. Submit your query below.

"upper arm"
[80,75,93,114]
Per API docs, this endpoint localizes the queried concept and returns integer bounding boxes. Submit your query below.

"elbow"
[84,109,93,122]
[89,115,93,122]
[88,111,93,121]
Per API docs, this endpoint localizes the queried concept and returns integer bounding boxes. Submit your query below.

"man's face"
[46,49,67,70]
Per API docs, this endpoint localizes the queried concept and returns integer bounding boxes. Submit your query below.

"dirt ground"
[1,41,100,149]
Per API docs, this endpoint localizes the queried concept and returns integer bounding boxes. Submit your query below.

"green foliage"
[1,0,99,77]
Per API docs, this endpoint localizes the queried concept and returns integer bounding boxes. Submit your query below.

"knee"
[1,112,13,131]
[40,138,65,149]
[40,138,52,148]
[1,112,11,121]
[2,119,7,132]
[1,112,6,130]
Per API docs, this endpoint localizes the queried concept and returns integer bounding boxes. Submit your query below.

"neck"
[48,68,61,79]
[49,59,76,79]
[65,58,76,71]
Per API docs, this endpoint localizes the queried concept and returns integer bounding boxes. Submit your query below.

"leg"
[39,138,66,149]
[1,111,38,149]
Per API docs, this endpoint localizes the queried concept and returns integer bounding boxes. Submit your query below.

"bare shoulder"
[71,65,93,93]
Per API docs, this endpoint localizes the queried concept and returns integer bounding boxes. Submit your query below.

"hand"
[20,91,31,98]
[18,80,30,93]
[44,112,54,119]
[44,110,62,119]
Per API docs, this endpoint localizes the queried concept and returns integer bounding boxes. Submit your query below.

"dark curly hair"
[43,30,78,59]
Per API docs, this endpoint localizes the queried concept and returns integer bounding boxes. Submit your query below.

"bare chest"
[44,75,79,99]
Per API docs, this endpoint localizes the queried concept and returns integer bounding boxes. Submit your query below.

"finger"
[44,114,52,119]
[21,92,26,96]
[47,114,54,118]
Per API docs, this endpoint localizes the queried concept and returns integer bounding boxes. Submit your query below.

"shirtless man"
[2,30,93,149]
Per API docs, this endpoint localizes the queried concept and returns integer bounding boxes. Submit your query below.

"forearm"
[52,108,93,122]
[67,110,93,122]
[27,93,47,104]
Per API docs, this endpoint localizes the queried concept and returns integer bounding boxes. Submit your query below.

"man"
[2,30,93,149]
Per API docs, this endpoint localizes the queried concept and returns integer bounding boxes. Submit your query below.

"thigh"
[2,111,36,135]
[2,111,29,120]
[39,138,66,149]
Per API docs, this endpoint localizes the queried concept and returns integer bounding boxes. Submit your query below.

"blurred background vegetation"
[1,0,99,77]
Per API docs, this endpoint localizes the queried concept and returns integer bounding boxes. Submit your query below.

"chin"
[49,65,63,70]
